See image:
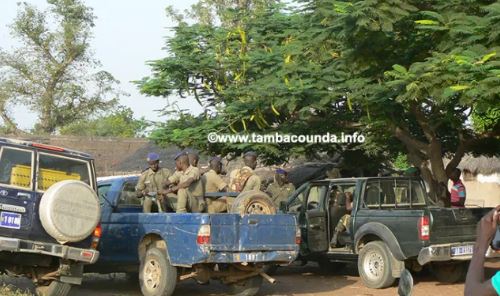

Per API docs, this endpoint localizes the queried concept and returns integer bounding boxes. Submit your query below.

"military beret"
[276,168,287,175]
[174,151,188,160]
[147,152,160,162]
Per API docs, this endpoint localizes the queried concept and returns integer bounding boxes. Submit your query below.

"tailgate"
[429,207,492,244]
[209,214,297,252]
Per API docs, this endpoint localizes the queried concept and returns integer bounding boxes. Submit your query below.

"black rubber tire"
[317,260,346,274]
[139,246,177,296]
[430,261,467,283]
[230,190,277,215]
[228,276,263,296]
[35,280,71,296]
[358,241,396,289]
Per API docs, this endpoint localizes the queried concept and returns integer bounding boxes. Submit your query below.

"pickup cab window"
[287,183,308,213]
[364,179,427,209]
[98,184,112,205]
[0,147,33,189]
[118,181,141,206]
[37,153,91,191]
[306,185,327,210]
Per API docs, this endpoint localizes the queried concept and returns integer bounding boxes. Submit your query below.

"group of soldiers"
[135,151,295,213]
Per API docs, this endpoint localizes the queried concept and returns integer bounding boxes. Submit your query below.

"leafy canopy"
[139,0,500,203]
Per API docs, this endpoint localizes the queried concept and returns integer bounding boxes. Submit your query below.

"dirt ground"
[1,262,477,296]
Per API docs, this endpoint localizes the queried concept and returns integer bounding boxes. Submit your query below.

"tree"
[0,0,120,134]
[140,0,499,205]
[60,106,149,138]
[319,0,500,204]
[140,1,365,164]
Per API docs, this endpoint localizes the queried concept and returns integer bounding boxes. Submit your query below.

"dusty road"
[70,263,466,296]
[4,262,494,296]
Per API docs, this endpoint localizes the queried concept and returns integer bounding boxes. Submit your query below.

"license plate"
[0,212,21,229]
[451,245,474,256]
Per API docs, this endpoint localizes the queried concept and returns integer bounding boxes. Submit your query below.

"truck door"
[100,179,142,264]
[305,184,329,253]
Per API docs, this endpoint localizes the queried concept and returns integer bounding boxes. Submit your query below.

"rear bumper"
[206,250,298,264]
[0,236,99,264]
[417,242,474,265]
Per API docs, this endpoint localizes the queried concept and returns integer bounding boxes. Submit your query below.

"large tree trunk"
[394,123,453,207]
[38,86,56,134]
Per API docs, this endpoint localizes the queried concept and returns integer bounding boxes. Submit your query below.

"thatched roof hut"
[456,155,500,176]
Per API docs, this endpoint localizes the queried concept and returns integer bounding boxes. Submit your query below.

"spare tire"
[230,190,276,215]
[39,180,100,243]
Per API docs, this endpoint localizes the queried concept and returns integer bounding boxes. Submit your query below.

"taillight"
[197,224,211,245]
[295,227,301,244]
[91,224,102,249]
[418,216,430,241]
[93,224,102,238]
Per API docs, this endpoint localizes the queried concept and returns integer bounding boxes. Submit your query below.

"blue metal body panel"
[93,176,299,271]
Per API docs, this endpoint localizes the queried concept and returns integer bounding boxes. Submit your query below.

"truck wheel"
[230,190,276,215]
[430,262,467,283]
[358,241,396,289]
[228,276,263,296]
[35,280,71,296]
[140,246,177,296]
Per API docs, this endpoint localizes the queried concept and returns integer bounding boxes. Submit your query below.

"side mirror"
[279,201,288,212]
[398,269,413,296]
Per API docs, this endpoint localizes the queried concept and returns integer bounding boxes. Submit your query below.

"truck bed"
[95,211,298,268]
[429,207,491,244]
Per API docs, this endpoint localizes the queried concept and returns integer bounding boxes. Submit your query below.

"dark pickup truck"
[282,176,492,288]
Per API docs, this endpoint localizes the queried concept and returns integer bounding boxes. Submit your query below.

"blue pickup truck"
[86,175,300,296]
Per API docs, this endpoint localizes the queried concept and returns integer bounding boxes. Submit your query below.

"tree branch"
[411,102,436,143]
[445,132,465,175]
[393,124,428,153]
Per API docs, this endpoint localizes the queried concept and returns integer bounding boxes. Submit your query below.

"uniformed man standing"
[163,152,205,213]
[202,156,229,213]
[266,168,295,207]
[135,152,171,213]
[229,151,261,192]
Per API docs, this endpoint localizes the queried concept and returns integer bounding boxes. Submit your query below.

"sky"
[0,0,202,130]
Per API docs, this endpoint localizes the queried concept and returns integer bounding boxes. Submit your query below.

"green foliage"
[393,153,410,170]
[60,107,148,138]
[139,0,499,201]
[0,0,120,134]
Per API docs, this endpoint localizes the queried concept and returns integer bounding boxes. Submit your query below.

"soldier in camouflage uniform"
[135,152,171,213]
[266,168,295,207]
